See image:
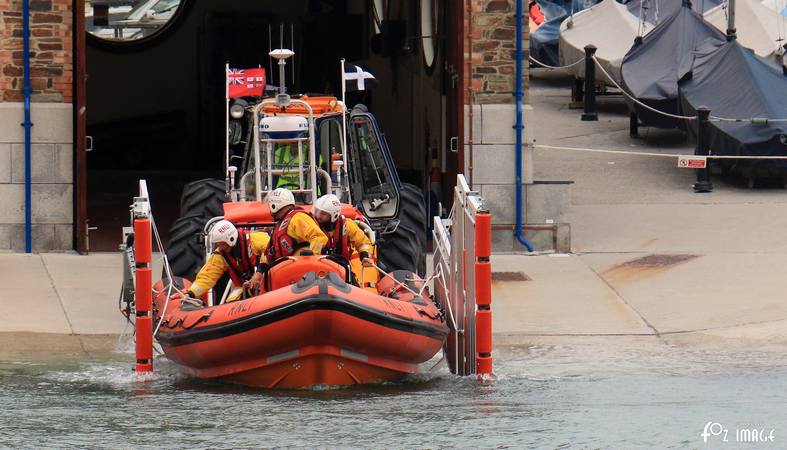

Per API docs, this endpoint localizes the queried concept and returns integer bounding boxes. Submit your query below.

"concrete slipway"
[3,70,787,360]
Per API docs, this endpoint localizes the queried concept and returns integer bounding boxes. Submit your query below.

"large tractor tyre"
[399,183,428,274]
[164,214,206,281]
[400,182,428,246]
[377,183,428,276]
[376,224,423,276]
[180,178,227,219]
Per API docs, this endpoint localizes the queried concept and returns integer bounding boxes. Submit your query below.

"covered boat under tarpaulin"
[621,2,725,128]
[762,0,787,16]
[530,0,569,66]
[705,0,787,58]
[531,16,564,67]
[679,39,787,174]
[625,0,721,24]
[530,0,600,68]
[559,0,649,82]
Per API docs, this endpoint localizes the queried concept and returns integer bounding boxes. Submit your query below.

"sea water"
[1,343,786,448]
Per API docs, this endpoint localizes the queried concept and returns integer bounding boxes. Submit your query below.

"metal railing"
[433,174,493,378]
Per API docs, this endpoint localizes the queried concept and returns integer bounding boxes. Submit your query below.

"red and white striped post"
[132,180,154,374]
[134,216,153,373]
[474,211,493,377]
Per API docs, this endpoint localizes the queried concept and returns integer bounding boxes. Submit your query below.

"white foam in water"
[114,328,165,356]
[45,358,187,387]
[114,332,136,355]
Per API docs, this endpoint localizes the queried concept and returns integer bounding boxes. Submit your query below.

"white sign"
[677,155,707,169]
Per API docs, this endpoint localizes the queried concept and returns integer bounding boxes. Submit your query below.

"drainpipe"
[467,0,474,185]
[515,0,534,252]
[23,0,32,253]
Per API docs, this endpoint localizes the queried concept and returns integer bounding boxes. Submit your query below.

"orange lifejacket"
[267,207,309,260]
[223,228,258,287]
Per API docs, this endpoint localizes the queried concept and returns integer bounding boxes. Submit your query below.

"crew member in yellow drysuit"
[183,219,270,303]
[265,187,328,260]
[312,194,373,266]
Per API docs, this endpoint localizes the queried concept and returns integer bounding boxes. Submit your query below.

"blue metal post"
[23,0,32,253]
[514,0,534,252]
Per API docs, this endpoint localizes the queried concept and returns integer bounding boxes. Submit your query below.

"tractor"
[164,50,427,296]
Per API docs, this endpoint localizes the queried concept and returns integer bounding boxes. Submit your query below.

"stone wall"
[466,1,570,253]
[466,0,528,105]
[0,0,73,252]
[1,0,73,102]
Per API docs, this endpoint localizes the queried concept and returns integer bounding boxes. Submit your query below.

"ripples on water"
[2,343,786,448]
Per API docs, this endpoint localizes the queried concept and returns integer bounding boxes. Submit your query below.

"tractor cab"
[165,48,427,294]
[231,95,405,227]
[239,109,322,204]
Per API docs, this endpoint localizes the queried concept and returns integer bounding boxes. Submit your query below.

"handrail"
[252,98,318,203]
[432,174,494,379]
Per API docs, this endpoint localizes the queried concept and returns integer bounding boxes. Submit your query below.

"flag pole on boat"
[225,62,230,180]
[339,58,349,201]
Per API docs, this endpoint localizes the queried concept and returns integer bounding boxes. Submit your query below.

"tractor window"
[270,142,309,191]
[319,119,345,199]
[319,119,343,166]
[349,115,398,218]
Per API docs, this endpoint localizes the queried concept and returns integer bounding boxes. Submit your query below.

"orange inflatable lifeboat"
[152,256,448,389]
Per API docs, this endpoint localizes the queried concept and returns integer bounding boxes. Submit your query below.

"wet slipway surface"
[2,343,786,449]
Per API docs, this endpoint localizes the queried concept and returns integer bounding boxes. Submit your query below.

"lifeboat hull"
[154,270,448,389]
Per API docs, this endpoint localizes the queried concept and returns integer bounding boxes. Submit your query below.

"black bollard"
[693,106,713,192]
[581,45,598,121]
[629,112,639,138]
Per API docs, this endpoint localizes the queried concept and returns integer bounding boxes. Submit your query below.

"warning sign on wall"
[677,156,707,169]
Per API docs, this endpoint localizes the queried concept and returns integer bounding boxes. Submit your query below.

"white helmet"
[209,220,238,247]
[314,194,342,223]
[267,188,295,213]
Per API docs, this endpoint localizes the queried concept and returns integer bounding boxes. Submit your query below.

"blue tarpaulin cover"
[620,3,725,127]
[626,0,721,23]
[679,39,787,171]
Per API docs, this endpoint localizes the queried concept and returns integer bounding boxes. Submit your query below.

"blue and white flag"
[343,63,378,92]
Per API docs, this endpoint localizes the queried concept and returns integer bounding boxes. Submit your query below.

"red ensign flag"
[227,68,266,98]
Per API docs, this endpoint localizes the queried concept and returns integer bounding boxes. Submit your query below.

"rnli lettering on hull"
[383,298,404,311]
[228,300,253,316]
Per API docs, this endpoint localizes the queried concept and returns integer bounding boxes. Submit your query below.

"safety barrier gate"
[433,174,493,378]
